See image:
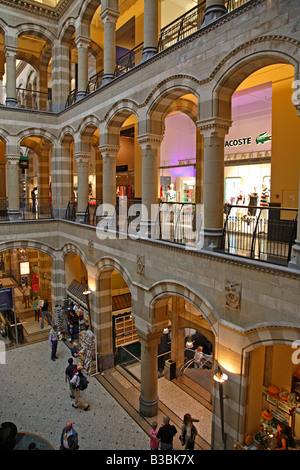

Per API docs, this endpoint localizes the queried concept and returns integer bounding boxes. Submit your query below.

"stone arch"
[209,35,300,121]
[16,23,56,45]
[145,75,200,135]
[148,280,218,336]
[103,100,139,147]
[0,239,55,258]
[95,256,133,291]
[61,242,89,266]
[17,128,57,148]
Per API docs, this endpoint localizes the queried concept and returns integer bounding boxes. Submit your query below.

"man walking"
[41,298,51,329]
[70,365,90,411]
[65,358,77,399]
[157,415,177,450]
[59,421,79,450]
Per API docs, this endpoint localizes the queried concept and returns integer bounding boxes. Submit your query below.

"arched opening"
[243,341,300,450]
[222,63,299,265]
[0,247,52,347]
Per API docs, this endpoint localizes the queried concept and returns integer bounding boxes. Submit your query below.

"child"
[149,422,159,450]
[194,346,203,368]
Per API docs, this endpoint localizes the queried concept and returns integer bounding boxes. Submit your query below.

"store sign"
[19,155,29,169]
[225,132,272,148]
[0,287,13,310]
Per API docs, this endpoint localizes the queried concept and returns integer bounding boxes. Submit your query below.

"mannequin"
[249,186,259,216]
[260,184,269,223]
[166,184,176,202]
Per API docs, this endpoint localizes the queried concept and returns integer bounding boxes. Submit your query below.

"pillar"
[289,170,300,269]
[197,118,231,250]
[75,153,90,223]
[51,40,70,112]
[6,137,21,220]
[100,1,119,85]
[37,143,51,216]
[75,36,90,100]
[137,134,162,238]
[137,329,162,417]
[202,0,227,28]
[4,46,17,107]
[142,0,159,61]
[170,297,186,368]
[51,252,65,307]
[97,271,115,371]
[99,145,119,208]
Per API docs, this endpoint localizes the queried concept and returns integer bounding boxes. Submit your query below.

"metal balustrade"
[221,205,298,266]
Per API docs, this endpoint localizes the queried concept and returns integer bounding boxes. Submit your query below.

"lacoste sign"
[225,132,272,148]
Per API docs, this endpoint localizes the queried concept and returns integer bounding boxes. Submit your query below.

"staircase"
[95,365,211,450]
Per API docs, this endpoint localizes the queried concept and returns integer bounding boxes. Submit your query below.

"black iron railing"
[65,198,77,221]
[221,205,298,266]
[20,197,52,220]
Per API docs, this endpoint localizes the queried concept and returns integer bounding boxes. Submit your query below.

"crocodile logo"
[256,132,272,144]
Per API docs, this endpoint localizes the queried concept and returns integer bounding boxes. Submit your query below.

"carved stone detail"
[225,280,241,312]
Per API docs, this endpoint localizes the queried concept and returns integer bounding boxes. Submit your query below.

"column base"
[76,211,86,224]
[8,210,21,221]
[5,98,18,107]
[288,240,300,270]
[202,228,224,251]
[75,91,87,101]
[142,47,158,62]
[201,4,227,28]
[139,396,159,417]
[101,74,115,86]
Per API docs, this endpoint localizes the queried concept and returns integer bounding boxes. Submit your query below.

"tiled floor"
[0,339,212,450]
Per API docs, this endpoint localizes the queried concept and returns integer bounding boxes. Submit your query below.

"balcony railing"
[221,205,298,266]
[20,197,52,220]
[66,0,250,105]
[65,198,77,221]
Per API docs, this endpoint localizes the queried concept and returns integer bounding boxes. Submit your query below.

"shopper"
[65,358,78,399]
[70,365,90,411]
[32,296,39,321]
[41,298,51,329]
[71,342,80,363]
[149,422,160,451]
[49,325,59,361]
[22,283,32,309]
[157,415,177,450]
[194,346,203,368]
[179,413,199,450]
[59,421,79,450]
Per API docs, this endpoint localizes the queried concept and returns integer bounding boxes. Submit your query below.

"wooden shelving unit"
[114,314,138,348]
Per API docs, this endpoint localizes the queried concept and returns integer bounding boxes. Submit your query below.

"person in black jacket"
[157,415,177,450]
[60,421,79,450]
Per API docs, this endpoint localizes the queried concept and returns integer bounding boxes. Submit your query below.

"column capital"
[137,133,163,149]
[74,153,91,164]
[135,323,168,345]
[196,117,232,137]
[74,35,90,48]
[100,6,119,23]
[6,155,20,165]
[99,144,119,157]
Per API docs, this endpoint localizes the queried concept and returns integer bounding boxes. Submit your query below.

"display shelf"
[114,314,138,347]
[79,329,97,376]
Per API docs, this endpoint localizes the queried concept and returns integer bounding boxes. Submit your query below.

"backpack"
[78,374,88,391]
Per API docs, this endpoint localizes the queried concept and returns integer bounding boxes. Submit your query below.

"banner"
[32,273,39,293]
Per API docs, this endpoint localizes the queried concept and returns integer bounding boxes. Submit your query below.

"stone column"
[37,143,51,215]
[170,297,186,368]
[4,46,17,107]
[75,153,90,223]
[99,145,119,208]
[52,40,70,112]
[100,1,119,85]
[142,0,159,61]
[137,134,162,238]
[97,271,115,371]
[6,137,21,220]
[137,328,162,417]
[51,252,65,307]
[289,170,300,270]
[202,0,227,28]
[197,118,231,250]
[75,36,90,100]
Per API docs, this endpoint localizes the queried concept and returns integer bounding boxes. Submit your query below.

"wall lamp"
[213,366,229,445]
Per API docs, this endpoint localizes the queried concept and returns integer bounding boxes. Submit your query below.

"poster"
[0,287,14,311]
